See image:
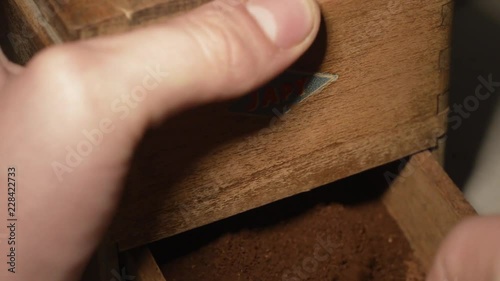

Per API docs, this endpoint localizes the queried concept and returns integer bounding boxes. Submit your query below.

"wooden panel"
[120,151,475,279]
[25,0,210,40]
[1,0,61,64]
[383,151,476,270]
[111,0,452,250]
[2,0,453,249]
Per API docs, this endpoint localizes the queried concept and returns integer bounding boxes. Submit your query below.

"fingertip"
[246,0,321,49]
[427,216,500,281]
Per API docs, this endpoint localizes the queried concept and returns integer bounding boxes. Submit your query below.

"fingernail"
[247,0,316,49]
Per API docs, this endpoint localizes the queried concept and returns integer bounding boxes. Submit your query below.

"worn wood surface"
[3,0,453,250]
[1,0,62,64]
[112,0,453,250]
[34,0,211,40]
[383,151,476,270]
[121,151,474,279]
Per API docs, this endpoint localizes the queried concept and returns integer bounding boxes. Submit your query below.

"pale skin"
[0,0,498,280]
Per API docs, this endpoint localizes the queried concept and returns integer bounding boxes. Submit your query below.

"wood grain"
[121,151,475,279]
[1,0,61,64]
[2,0,454,250]
[111,0,453,250]
[383,151,476,270]
[28,0,210,39]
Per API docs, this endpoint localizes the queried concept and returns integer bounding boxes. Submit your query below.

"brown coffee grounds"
[152,165,425,281]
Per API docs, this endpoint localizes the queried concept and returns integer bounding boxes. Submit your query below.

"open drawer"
[1,0,465,279]
[83,151,475,280]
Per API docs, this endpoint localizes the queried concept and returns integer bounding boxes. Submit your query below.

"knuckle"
[183,2,260,84]
[26,45,92,95]
[24,45,104,116]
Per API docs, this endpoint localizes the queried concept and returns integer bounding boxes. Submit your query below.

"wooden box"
[2,0,457,259]
[83,152,475,280]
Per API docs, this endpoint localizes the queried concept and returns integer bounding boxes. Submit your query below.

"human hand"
[427,216,500,281]
[0,0,320,280]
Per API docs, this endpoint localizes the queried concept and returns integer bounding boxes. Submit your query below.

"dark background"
[445,0,500,193]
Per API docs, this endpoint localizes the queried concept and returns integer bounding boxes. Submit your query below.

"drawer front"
[3,0,452,249]
[82,151,475,280]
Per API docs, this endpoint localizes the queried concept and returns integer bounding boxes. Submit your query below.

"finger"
[26,0,320,131]
[427,216,500,281]
[0,2,320,279]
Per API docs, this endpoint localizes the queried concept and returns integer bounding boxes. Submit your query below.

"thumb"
[0,1,321,280]
[427,216,500,281]
[27,0,321,131]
